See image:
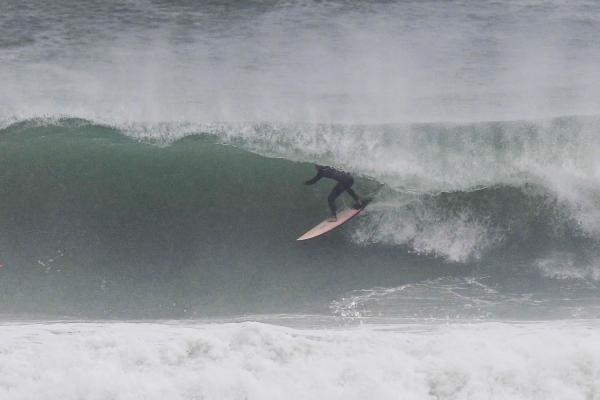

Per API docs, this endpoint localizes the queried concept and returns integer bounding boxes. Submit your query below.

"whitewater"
[2,0,600,399]
[2,320,600,400]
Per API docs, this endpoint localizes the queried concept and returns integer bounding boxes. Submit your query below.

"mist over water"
[3,0,600,123]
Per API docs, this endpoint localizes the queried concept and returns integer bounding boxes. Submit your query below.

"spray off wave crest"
[4,0,600,123]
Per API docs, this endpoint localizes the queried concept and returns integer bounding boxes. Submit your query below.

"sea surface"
[2,1,600,399]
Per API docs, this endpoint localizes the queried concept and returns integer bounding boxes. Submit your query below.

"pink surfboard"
[297,203,369,241]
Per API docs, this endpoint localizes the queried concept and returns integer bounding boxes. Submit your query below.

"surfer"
[304,165,364,222]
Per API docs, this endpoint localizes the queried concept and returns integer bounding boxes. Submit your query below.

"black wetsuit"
[304,165,360,217]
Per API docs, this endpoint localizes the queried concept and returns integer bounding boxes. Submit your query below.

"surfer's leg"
[343,177,362,208]
[328,182,345,219]
[346,187,359,202]
[347,189,364,209]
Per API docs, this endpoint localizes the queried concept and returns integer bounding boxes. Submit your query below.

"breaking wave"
[1,116,600,317]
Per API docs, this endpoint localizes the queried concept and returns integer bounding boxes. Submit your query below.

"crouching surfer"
[304,165,365,222]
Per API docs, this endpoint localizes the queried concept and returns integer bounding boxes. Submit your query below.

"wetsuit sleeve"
[304,171,323,185]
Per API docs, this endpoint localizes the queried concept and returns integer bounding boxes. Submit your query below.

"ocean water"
[2,1,600,399]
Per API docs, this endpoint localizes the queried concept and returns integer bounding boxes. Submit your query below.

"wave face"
[2,117,600,318]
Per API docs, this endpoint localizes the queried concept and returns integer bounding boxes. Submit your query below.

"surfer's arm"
[304,171,323,185]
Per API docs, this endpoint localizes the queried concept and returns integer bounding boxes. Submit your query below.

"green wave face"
[0,120,416,317]
[0,119,598,318]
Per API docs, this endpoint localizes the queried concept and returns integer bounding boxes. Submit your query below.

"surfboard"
[297,200,370,241]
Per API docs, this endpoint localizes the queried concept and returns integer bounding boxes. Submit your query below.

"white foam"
[0,320,599,400]
[351,201,501,262]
